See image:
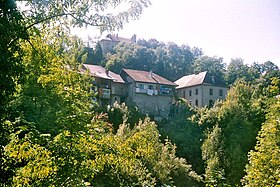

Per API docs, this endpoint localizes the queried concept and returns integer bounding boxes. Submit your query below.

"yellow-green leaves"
[243,98,280,186]
[5,133,57,186]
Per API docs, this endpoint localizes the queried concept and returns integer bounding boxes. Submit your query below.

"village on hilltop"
[82,34,228,118]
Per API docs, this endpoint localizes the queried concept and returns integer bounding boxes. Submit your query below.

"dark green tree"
[225,58,250,85]
[105,39,197,81]
[192,56,226,79]
[0,1,28,115]
[201,124,225,186]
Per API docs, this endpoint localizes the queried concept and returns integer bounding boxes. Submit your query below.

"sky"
[75,0,280,67]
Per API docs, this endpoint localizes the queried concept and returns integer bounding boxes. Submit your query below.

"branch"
[26,12,74,29]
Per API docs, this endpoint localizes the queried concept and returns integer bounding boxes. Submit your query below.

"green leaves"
[243,98,280,186]
[3,116,201,186]
[21,0,151,31]
[202,124,225,186]
[104,39,198,81]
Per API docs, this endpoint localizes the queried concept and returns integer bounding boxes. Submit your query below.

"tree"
[105,39,197,81]
[106,42,157,73]
[137,38,165,49]
[0,1,28,115]
[20,0,151,31]
[201,124,225,186]
[3,115,202,186]
[0,3,29,180]
[1,0,152,184]
[225,58,250,85]
[194,80,265,185]
[1,0,151,113]
[158,100,205,175]
[192,56,226,79]
[243,98,280,186]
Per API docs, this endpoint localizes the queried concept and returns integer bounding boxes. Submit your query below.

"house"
[99,34,136,54]
[82,64,127,105]
[120,69,177,117]
[175,71,228,107]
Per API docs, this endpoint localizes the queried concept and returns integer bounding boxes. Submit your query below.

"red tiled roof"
[122,69,177,86]
[82,64,125,83]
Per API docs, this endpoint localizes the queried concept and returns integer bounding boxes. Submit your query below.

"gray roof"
[82,64,125,83]
[121,69,177,86]
[175,71,226,89]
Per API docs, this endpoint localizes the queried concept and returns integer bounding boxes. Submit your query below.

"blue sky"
[75,0,280,67]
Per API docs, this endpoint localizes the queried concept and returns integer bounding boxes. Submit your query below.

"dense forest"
[1,0,280,186]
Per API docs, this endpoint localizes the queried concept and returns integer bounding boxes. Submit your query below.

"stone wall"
[133,94,172,117]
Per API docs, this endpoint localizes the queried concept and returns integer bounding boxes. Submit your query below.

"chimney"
[105,69,109,76]
[149,70,153,78]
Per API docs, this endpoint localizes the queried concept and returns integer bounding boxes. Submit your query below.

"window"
[195,89,198,95]
[195,100,199,106]
[189,90,192,97]
[148,85,154,90]
[160,85,172,94]
[219,89,223,96]
[102,88,110,99]
[183,90,186,98]
[209,88,213,95]
[138,83,144,89]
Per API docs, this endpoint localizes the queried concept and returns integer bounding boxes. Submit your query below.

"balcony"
[135,88,159,96]
[135,88,147,94]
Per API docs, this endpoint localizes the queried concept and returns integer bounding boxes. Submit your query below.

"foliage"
[6,29,95,135]
[225,58,252,85]
[192,56,226,80]
[102,102,146,132]
[1,5,202,185]
[20,0,151,32]
[201,124,225,186]
[243,98,280,186]
[193,80,265,185]
[3,116,202,186]
[158,99,205,175]
[79,43,104,65]
[225,59,280,86]
[104,39,201,81]
[0,1,28,115]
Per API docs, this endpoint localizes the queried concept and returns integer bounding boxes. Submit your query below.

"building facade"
[99,34,136,54]
[120,69,177,117]
[82,64,127,105]
[175,71,228,107]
